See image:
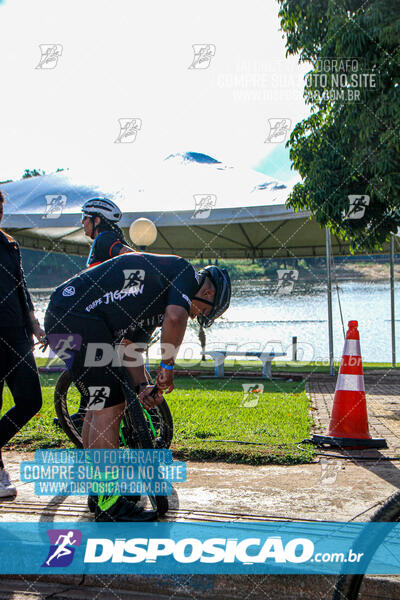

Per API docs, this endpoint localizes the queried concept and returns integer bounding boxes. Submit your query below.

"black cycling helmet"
[194,265,231,328]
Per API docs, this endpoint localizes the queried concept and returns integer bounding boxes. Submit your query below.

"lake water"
[31,280,400,364]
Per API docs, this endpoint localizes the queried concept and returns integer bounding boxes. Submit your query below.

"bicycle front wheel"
[332,490,400,600]
[121,370,169,517]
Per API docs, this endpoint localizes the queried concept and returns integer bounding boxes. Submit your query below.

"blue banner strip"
[0,522,400,575]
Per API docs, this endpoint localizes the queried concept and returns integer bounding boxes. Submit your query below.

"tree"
[278,0,400,251]
[22,169,45,179]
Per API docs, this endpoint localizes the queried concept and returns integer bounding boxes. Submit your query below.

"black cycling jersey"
[49,253,200,340]
[86,230,126,267]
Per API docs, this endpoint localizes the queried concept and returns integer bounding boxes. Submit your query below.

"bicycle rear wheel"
[332,490,400,600]
[54,370,85,448]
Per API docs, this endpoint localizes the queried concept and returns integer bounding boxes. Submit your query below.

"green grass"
[1,373,314,465]
[166,378,314,464]
[35,357,399,373]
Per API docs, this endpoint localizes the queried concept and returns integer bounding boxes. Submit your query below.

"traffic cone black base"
[312,434,388,449]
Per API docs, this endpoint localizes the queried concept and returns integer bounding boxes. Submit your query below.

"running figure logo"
[122,269,145,292]
[188,44,216,69]
[42,195,67,219]
[42,529,82,567]
[87,386,111,411]
[276,269,299,295]
[192,194,217,219]
[36,44,63,69]
[46,334,82,370]
[342,195,370,220]
[114,118,142,143]
[264,119,292,143]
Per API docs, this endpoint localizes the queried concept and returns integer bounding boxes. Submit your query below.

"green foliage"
[191,258,265,280]
[22,168,45,179]
[278,0,400,251]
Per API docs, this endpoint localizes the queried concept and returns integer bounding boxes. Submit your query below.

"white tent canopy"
[1,151,397,371]
[1,152,390,258]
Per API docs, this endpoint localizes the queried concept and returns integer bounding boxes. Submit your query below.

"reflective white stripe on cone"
[342,339,361,357]
[336,374,365,392]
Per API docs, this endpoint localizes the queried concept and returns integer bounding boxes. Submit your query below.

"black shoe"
[87,494,141,513]
[94,496,157,522]
[87,495,98,513]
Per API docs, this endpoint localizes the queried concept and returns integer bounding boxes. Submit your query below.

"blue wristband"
[160,361,174,370]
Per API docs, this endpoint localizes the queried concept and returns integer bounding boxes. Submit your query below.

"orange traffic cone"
[312,320,387,449]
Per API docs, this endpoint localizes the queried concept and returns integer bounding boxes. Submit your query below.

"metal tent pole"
[326,228,334,375]
[390,235,396,367]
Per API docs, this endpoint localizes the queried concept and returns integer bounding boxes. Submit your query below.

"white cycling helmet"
[81,197,122,223]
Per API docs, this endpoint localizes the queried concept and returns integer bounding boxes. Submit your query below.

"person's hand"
[32,320,46,345]
[138,385,164,410]
[156,366,174,394]
[38,336,49,352]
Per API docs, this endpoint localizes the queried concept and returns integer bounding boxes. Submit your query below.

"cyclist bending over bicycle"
[44,252,231,522]
[58,198,161,432]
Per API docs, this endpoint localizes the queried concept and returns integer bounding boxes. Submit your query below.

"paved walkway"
[1,370,400,598]
[306,372,400,457]
[1,372,400,526]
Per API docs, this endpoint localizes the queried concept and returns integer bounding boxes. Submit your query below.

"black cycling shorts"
[44,309,125,410]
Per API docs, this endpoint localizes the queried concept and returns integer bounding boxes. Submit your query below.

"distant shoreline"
[29,264,399,293]
[297,262,400,282]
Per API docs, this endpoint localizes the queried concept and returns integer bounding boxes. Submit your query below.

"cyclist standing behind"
[81,199,161,408]
[81,197,133,266]
[53,198,136,430]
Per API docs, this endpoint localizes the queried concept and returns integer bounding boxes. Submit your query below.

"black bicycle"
[54,368,173,516]
[332,489,400,600]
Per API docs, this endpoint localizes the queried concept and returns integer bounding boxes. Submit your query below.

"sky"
[0,0,310,185]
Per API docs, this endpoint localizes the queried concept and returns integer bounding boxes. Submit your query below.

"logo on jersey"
[62,286,75,297]
[87,387,111,411]
[42,529,82,568]
[122,269,145,292]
